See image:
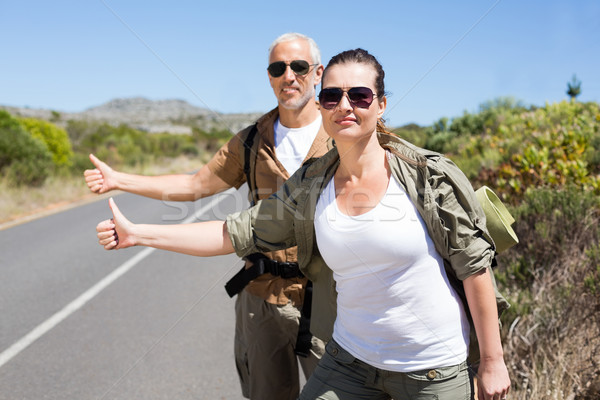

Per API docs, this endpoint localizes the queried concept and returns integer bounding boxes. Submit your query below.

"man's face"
[268,39,323,111]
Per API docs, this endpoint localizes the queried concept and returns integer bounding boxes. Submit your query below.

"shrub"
[66,120,207,170]
[192,127,231,153]
[428,100,600,203]
[0,110,53,186]
[496,186,600,399]
[392,123,427,147]
[68,122,152,168]
[484,101,600,202]
[155,133,199,157]
[499,185,600,288]
[19,117,73,168]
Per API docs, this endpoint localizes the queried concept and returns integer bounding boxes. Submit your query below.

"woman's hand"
[96,198,136,250]
[96,198,235,256]
[476,356,510,400]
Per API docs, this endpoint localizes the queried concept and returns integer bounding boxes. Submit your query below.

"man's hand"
[84,154,117,194]
[96,198,136,250]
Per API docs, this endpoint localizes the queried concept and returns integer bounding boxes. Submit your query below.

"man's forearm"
[114,171,200,201]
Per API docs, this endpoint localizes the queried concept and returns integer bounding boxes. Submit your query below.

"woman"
[97,49,510,400]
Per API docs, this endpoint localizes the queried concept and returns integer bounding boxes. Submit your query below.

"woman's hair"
[323,48,385,99]
[268,32,321,65]
[323,48,393,135]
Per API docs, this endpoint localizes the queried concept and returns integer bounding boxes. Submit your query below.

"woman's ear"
[377,96,387,119]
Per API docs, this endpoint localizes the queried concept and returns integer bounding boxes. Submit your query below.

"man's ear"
[313,64,324,86]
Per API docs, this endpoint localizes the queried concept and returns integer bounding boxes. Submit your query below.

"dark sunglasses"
[267,60,317,77]
[318,87,376,110]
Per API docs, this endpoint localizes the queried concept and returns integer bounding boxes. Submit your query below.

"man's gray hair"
[268,32,321,65]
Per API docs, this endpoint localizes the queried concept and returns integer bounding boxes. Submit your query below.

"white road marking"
[0,194,226,369]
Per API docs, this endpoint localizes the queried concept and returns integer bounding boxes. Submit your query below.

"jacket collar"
[254,105,331,162]
[376,133,430,167]
[308,132,431,176]
[254,107,279,147]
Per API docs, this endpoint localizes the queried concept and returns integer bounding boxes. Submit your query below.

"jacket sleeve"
[205,126,252,189]
[428,156,495,281]
[225,197,296,258]
[426,156,511,329]
[225,165,309,258]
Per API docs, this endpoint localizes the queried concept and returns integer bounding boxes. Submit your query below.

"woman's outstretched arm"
[96,198,234,257]
[463,268,510,400]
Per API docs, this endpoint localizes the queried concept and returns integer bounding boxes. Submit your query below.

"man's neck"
[277,102,320,129]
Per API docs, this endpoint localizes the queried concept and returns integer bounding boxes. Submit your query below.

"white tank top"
[314,174,470,372]
[274,115,321,174]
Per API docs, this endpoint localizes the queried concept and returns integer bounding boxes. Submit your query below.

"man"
[84,33,328,400]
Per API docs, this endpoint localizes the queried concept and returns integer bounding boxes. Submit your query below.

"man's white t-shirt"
[314,173,470,372]
[274,115,321,174]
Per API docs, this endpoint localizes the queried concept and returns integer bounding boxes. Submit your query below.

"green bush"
[19,117,73,168]
[584,243,600,295]
[66,119,99,148]
[0,110,53,186]
[155,133,199,157]
[496,185,600,399]
[498,185,600,290]
[491,101,600,201]
[68,122,151,167]
[66,120,206,170]
[392,123,427,147]
[426,100,600,203]
[192,127,231,153]
[423,97,527,154]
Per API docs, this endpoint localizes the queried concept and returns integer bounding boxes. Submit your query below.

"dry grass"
[502,255,600,400]
[0,155,206,226]
[497,187,600,400]
[0,175,92,225]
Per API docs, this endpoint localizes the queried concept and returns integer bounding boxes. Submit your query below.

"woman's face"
[319,62,386,144]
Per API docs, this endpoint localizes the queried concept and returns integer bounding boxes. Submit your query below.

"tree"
[566,74,582,101]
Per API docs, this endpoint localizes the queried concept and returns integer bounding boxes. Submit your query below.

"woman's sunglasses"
[267,60,317,77]
[318,87,376,110]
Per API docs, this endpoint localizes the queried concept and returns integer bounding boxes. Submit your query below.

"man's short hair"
[268,32,321,65]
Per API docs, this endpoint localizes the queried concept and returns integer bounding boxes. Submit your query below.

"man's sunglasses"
[267,60,317,77]
[318,87,376,110]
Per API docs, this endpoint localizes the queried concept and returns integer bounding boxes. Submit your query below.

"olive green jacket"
[226,133,509,343]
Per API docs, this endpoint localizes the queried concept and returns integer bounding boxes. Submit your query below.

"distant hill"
[1,97,265,134]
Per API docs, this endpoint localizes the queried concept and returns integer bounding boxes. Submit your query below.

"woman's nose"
[337,92,353,111]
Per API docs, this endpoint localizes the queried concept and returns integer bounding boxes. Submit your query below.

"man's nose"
[282,65,296,81]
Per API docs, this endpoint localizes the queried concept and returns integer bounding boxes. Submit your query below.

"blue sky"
[1,0,598,128]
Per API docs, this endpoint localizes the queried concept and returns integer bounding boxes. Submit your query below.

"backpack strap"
[243,123,260,206]
[224,253,303,297]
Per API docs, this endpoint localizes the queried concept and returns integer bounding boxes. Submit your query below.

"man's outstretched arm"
[84,153,232,201]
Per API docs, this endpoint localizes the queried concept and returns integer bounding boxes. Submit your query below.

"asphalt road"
[0,189,252,399]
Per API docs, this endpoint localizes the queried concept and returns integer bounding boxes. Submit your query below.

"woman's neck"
[335,131,386,180]
[333,131,391,216]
